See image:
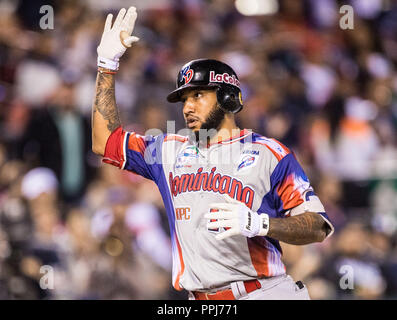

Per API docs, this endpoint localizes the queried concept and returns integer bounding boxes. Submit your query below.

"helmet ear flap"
[216,86,243,114]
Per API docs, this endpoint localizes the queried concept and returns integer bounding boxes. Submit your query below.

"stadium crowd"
[1,0,397,299]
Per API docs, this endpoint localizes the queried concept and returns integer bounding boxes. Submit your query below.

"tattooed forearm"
[93,70,121,133]
[267,212,329,245]
[91,68,123,155]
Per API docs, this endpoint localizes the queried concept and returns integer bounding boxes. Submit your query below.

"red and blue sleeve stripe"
[102,126,164,182]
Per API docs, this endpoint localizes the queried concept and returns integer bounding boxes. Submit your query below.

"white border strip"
[121,132,128,170]
[318,213,335,239]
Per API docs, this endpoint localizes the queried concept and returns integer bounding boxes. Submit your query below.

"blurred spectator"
[318,222,387,299]
[19,82,94,205]
[88,186,170,299]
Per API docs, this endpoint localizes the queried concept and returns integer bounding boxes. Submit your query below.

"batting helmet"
[166,59,243,113]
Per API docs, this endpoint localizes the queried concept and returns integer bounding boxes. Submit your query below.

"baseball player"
[92,7,334,300]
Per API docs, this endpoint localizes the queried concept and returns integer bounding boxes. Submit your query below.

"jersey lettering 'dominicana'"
[103,127,334,291]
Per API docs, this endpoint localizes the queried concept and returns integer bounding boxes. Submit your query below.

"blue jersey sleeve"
[103,127,164,182]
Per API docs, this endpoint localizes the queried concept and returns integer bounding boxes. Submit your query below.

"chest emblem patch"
[237,155,257,172]
[176,146,199,167]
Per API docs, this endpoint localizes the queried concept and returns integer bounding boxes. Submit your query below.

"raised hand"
[97,7,139,70]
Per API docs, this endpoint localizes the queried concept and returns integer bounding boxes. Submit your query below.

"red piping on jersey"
[164,134,188,143]
[206,129,251,147]
[174,233,185,291]
[252,138,290,161]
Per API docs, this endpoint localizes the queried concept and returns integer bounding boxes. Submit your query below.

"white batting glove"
[204,203,270,241]
[97,7,140,70]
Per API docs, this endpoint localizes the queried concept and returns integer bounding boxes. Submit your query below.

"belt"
[193,279,262,300]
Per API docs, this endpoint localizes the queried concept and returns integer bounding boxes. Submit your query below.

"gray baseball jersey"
[103,127,334,292]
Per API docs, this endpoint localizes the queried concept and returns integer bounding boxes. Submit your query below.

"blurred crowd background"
[1,0,397,299]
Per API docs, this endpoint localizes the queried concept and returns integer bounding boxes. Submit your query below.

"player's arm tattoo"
[267,212,329,245]
[93,69,121,133]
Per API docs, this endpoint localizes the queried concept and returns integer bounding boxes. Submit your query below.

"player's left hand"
[97,7,139,70]
[204,203,270,240]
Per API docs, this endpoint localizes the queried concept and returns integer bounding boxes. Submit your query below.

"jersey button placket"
[198,148,209,197]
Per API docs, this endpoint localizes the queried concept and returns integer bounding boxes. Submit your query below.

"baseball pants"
[189,274,311,300]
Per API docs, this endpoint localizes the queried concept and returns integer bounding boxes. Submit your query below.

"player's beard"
[193,102,226,143]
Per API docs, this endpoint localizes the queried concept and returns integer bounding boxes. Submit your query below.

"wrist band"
[98,68,117,75]
[259,214,270,236]
[97,56,119,71]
